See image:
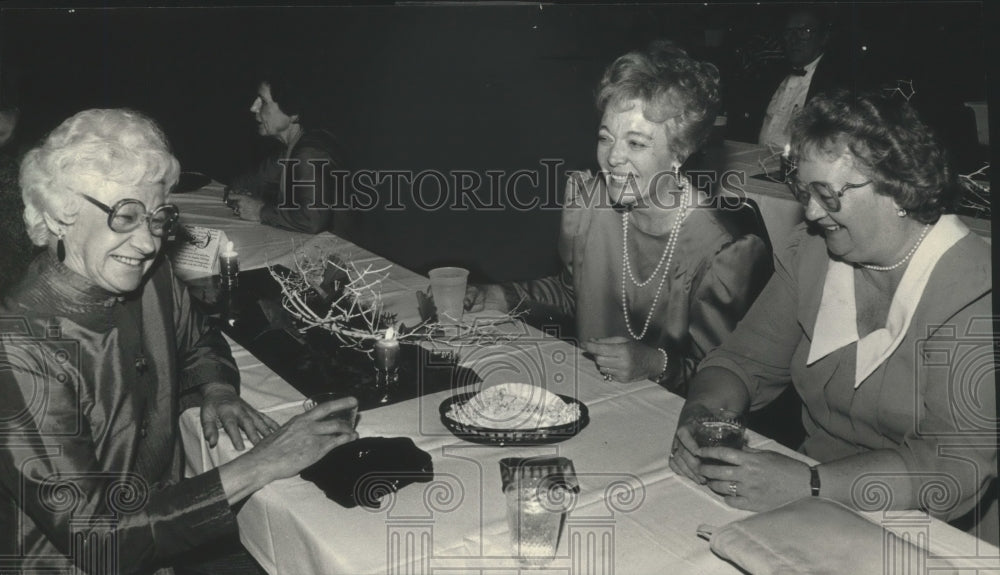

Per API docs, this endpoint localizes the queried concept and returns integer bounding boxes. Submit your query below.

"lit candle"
[219,240,239,289]
[780,143,793,182]
[373,326,400,371]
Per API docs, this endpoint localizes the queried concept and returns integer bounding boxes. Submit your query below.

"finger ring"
[728,481,738,496]
[603,372,613,382]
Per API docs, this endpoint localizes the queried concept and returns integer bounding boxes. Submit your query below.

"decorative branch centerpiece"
[958,163,990,219]
[268,249,525,355]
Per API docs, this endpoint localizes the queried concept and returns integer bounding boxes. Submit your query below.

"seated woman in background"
[227,70,349,234]
[466,41,772,393]
[669,90,996,543]
[0,109,359,574]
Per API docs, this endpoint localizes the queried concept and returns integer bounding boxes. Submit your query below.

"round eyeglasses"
[786,175,872,213]
[783,26,815,39]
[79,193,180,237]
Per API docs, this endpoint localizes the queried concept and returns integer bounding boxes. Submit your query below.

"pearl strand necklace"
[621,182,691,341]
[859,224,931,271]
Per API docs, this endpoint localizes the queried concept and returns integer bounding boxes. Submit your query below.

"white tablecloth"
[172,191,998,573]
[181,334,999,574]
[170,184,430,326]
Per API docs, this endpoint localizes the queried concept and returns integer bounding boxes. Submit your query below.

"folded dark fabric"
[300,437,433,509]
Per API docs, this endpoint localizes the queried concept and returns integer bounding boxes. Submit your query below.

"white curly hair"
[19,108,180,246]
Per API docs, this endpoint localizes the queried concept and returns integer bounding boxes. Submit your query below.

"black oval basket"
[439,392,590,446]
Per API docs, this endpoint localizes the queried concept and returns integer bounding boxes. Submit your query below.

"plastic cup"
[428,267,469,324]
[504,476,568,565]
[303,392,359,429]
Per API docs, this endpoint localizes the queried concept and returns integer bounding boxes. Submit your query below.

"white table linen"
[176,180,998,575]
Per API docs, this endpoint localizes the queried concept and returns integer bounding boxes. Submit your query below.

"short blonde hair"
[596,40,721,166]
[19,109,180,246]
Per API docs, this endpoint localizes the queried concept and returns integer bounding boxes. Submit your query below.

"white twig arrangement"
[757,143,794,183]
[269,250,525,351]
[958,163,990,217]
[882,79,916,102]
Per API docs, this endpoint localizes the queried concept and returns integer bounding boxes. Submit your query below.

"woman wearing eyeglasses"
[669,90,996,541]
[0,109,359,574]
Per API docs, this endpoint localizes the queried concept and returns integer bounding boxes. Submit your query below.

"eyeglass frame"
[783,26,817,39]
[786,171,873,213]
[78,193,180,237]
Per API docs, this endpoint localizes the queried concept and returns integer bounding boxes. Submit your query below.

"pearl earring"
[897,207,907,217]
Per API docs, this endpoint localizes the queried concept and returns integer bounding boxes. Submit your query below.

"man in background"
[757,6,851,148]
[728,6,855,147]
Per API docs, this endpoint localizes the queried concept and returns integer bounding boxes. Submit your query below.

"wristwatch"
[809,465,821,497]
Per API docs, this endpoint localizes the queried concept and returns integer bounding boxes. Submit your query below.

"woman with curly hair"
[670,90,995,542]
[467,41,772,392]
[1,109,359,573]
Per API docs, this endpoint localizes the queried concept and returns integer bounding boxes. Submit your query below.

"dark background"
[0,2,990,282]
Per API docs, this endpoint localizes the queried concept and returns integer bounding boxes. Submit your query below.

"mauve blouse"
[505,179,772,393]
[0,251,240,574]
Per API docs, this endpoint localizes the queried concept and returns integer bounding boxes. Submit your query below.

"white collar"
[803,53,823,74]
[806,215,969,387]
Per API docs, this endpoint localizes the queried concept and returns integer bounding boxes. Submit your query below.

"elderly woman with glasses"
[0,109,359,574]
[669,91,996,541]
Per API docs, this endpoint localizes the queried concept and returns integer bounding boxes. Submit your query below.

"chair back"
[715,194,773,257]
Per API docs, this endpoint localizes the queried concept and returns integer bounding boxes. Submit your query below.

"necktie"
[790,67,807,76]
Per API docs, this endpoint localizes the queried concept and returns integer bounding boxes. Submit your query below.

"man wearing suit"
[727,6,855,146]
[758,7,849,148]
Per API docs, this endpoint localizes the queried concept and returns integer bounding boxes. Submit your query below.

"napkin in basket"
[700,497,959,575]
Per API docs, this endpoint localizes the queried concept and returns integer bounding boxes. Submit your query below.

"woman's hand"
[219,397,360,504]
[244,397,359,482]
[667,401,719,484]
[583,336,664,383]
[697,446,811,511]
[200,382,279,451]
[667,416,708,485]
[230,195,263,222]
[464,284,508,313]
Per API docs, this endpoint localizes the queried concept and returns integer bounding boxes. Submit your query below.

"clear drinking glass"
[692,408,745,465]
[504,476,569,565]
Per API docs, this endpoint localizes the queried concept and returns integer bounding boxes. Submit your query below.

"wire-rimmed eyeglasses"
[786,174,873,213]
[79,193,180,237]
[783,26,816,39]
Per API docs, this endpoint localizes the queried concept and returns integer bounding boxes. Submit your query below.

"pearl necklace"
[859,224,931,271]
[621,181,691,341]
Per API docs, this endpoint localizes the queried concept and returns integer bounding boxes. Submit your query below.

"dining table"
[170,145,998,575]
